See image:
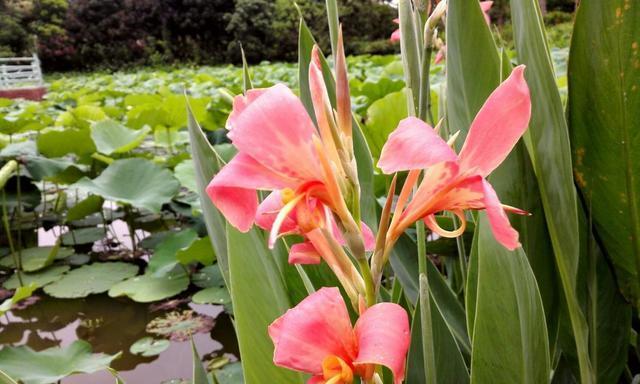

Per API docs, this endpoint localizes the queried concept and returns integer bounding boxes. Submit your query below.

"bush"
[0,1,31,57]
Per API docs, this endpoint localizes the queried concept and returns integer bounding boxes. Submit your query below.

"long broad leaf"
[509,0,592,380]
[568,0,640,308]
[227,226,304,384]
[471,214,550,383]
[186,106,229,287]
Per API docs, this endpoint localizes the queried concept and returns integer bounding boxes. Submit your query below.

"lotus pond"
[0,49,569,383]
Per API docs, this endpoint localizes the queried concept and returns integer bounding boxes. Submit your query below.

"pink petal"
[482,180,520,250]
[361,222,375,251]
[378,117,457,174]
[458,65,531,177]
[256,190,298,234]
[289,242,322,265]
[269,287,358,375]
[354,303,411,384]
[226,88,267,131]
[393,18,400,24]
[434,45,446,64]
[390,29,401,42]
[307,376,325,384]
[226,84,322,182]
[208,153,293,232]
[480,1,493,25]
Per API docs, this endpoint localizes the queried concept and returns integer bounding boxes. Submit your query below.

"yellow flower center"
[281,188,296,204]
[322,355,353,384]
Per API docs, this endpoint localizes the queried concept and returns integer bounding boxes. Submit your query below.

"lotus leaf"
[176,236,215,266]
[61,227,106,245]
[192,286,231,305]
[0,284,37,316]
[148,229,198,275]
[146,310,215,341]
[174,160,197,192]
[66,195,104,222]
[24,156,86,183]
[44,262,139,298]
[0,340,118,384]
[192,265,225,289]
[214,362,244,384]
[71,158,180,213]
[364,90,407,159]
[37,127,96,157]
[0,246,74,272]
[129,337,170,357]
[3,265,70,289]
[91,119,151,155]
[0,141,38,158]
[108,269,189,303]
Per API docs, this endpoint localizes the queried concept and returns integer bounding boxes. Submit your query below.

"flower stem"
[358,258,376,308]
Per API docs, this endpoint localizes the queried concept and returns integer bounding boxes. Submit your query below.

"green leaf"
[72,158,180,213]
[509,0,592,380]
[192,286,231,305]
[471,214,550,383]
[187,105,230,287]
[91,119,150,155]
[108,269,189,303]
[227,225,303,384]
[192,265,225,289]
[0,369,18,384]
[2,265,70,290]
[192,340,211,384]
[44,262,138,298]
[214,362,243,384]
[177,236,215,267]
[61,227,106,245]
[37,127,96,157]
[568,0,640,308]
[148,229,198,275]
[0,246,74,272]
[129,337,170,357]
[364,90,408,159]
[0,284,37,316]
[174,160,198,193]
[0,340,118,384]
[24,156,86,183]
[66,195,104,222]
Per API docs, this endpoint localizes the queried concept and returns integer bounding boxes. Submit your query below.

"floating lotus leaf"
[0,340,118,384]
[192,265,224,289]
[0,246,74,272]
[214,362,244,384]
[192,286,231,305]
[71,158,180,213]
[148,229,198,275]
[91,119,151,155]
[61,227,106,245]
[176,236,215,266]
[146,310,215,342]
[44,262,139,299]
[3,265,70,290]
[129,337,170,357]
[108,270,189,303]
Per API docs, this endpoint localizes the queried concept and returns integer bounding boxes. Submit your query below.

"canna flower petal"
[269,287,358,375]
[226,88,267,131]
[482,179,520,250]
[480,1,493,25]
[255,190,298,234]
[390,29,401,42]
[226,84,323,182]
[354,303,411,384]
[457,65,531,177]
[207,153,293,232]
[289,242,322,265]
[378,117,457,174]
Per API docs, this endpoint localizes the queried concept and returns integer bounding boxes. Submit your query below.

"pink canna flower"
[378,65,531,251]
[480,1,493,25]
[390,19,400,42]
[269,287,410,384]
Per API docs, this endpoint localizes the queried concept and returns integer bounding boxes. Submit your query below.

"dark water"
[0,294,239,383]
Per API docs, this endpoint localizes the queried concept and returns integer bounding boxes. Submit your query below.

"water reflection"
[0,294,238,383]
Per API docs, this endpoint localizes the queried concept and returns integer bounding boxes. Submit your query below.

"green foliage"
[43,262,139,298]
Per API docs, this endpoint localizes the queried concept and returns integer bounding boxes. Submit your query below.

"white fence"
[0,54,44,89]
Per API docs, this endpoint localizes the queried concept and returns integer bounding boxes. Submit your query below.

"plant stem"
[417,220,437,384]
[451,212,468,289]
[124,205,137,252]
[15,164,22,261]
[2,190,23,286]
[358,258,376,307]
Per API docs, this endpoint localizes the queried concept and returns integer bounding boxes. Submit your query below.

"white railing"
[0,54,44,89]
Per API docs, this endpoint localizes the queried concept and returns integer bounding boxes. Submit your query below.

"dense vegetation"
[0,0,577,71]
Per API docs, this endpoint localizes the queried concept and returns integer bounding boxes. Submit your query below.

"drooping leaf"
[0,340,118,384]
[91,119,150,155]
[44,262,138,298]
[568,0,640,308]
[471,214,550,383]
[66,195,104,222]
[72,158,180,213]
[0,284,37,316]
[108,269,189,303]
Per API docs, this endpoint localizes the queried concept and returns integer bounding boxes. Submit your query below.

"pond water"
[0,294,239,383]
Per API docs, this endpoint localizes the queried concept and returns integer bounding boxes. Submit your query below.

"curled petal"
[208,153,291,232]
[256,190,298,234]
[424,210,467,238]
[482,180,520,250]
[269,287,358,375]
[378,117,457,174]
[227,84,322,182]
[458,65,531,176]
[226,88,267,131]
[289,242,322,265]
[354,303,410,384]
